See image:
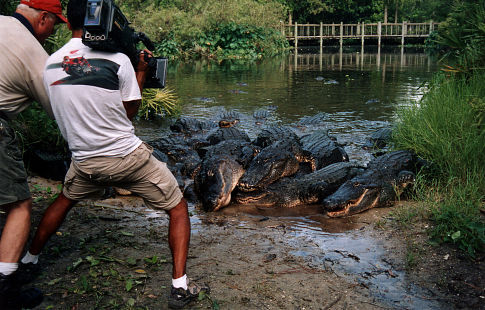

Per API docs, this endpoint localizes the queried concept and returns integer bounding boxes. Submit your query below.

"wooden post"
[339,46,343,71]
[339,22,343,48]
[378,21,382,48]
[401,21,406,46]
[294,22,298,49]
[429,20,433,33]
[332,23,335,36]
[319,22,323,52]
[361,22,365,48]
[357,22,360,35]
[281,21,285,37]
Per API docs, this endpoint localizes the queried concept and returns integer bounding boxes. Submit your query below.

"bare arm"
[123,50,152,121]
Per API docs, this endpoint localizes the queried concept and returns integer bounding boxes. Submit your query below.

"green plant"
[393,71,485,257]
[154,36,180,59]
[0,0,17,15]
[44,24,72,55]
[434,1,485,73]
[428,182,484,258]
[121,0,288,60]
[11,102,67,154]
[139,88,180,119]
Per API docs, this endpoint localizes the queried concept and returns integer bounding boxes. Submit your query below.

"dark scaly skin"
[235,162,362,208]
[323,150,418,217]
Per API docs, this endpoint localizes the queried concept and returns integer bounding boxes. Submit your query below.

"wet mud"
[2,176,481,309]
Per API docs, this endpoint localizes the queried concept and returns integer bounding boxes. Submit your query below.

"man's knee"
[167,198,188,217]
[1,198,32,214]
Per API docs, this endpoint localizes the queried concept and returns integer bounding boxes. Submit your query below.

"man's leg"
[28,193,77,255]
[166,198,190,279]
[0,199,32,263]
[0,199,44,309]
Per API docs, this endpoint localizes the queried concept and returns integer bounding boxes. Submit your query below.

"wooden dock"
[282,22,439,48]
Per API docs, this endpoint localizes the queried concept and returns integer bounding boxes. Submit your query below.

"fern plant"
[139,88,180,120]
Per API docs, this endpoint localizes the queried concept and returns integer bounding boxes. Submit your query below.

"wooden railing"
[281,22,439,47]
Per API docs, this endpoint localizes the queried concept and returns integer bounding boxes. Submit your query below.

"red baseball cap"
[20,0,68,23]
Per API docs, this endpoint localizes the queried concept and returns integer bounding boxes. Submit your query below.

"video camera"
[82,0,167,88]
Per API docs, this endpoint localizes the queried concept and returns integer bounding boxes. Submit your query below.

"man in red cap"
[0,0,66,308]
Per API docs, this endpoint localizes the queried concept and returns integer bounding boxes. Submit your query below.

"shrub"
[434,1,485,73]
[121,0,289,60]
[11,102,67,153]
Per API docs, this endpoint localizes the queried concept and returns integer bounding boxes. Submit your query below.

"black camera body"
[82,0,166,88]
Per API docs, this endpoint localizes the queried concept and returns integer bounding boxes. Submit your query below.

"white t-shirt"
[44,38,142,161]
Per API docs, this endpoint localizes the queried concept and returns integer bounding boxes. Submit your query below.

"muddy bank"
[4,176,482,309]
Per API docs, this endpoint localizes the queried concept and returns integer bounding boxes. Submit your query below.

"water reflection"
[292,46,434,72]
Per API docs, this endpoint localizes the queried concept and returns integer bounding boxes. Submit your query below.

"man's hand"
[136,49,153,72]
[135,49,153,93]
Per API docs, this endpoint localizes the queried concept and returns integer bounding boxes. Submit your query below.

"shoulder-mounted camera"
[82,0,166,88]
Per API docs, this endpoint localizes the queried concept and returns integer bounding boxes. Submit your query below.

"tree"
[0,0,17,15]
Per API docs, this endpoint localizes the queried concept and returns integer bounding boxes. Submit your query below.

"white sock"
[21,251,39,264]
[0,262,18,276]
[172,274,188,290]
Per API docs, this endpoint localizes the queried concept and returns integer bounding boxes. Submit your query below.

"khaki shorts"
[63,143,183,211]
[0,116,30,206]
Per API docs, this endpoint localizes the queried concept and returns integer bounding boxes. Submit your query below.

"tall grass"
[393,72,485,257]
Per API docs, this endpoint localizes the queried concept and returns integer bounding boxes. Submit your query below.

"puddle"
[287,227,444,309]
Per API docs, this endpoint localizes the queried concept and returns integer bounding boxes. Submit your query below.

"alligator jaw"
[326,188,380,218]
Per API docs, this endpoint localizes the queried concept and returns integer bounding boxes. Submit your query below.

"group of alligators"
[145,111,423,217]
[26,109,421,218]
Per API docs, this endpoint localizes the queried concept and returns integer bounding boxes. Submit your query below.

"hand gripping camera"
[82,0,167,88]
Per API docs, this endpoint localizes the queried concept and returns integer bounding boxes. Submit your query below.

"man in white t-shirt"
[0,0,66,308]
[21,0,208,308]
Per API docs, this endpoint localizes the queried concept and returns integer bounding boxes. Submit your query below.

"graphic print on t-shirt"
[46,56,121,90]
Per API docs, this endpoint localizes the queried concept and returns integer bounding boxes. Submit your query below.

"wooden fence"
[282,22,439,48]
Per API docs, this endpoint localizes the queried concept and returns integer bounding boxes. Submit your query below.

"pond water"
[137,47,445,309]
[136,46,437,165]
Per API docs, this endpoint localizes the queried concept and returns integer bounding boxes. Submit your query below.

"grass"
[392,71,485,258]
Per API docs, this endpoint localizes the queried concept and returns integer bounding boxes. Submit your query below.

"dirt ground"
[3,176,483,310]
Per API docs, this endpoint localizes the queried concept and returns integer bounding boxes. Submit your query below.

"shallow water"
[136,46,444,308]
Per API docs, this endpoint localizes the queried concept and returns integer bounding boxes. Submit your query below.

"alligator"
[362,128,392,151]
[300,130,349,169]
[148,135,202,178]
[206,126,250,145]
[292,112,328,133]
[170,117,218,135]
[235,162,363,208]
[322,150,418,217]
[194,140,258,211]
[252,125,300,148]
[238,138,316,192]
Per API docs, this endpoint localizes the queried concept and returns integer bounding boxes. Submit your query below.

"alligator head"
[324,182,381,218]
[323,169,416,217]
[195,156,245,211]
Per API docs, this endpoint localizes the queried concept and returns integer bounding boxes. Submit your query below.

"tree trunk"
[384,5,388,23]
[394,3,398,23]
